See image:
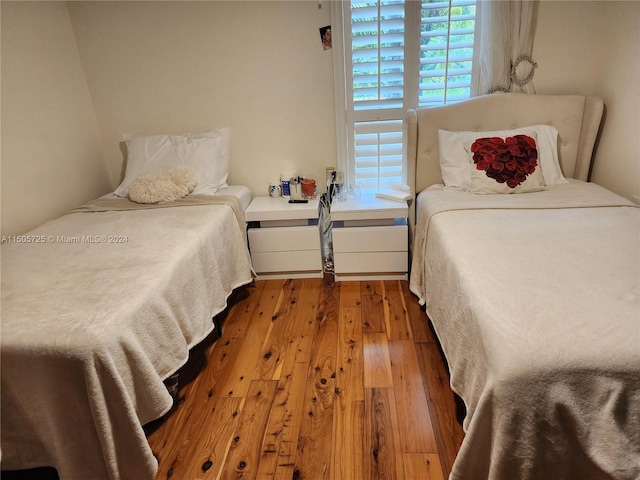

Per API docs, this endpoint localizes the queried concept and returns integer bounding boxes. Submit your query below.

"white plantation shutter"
[419,0,477,106]
[354,119,404,189]
[351,1,405,110]
[334,0,477,190]
[346,0,406,190]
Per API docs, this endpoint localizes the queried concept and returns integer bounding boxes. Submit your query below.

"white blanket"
[410,181,640,480]
[1,196,253,479]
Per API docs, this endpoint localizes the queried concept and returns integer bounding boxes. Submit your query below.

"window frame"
[331,0,479,190]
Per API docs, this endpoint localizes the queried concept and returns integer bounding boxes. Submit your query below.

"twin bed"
[406,94,640,479]
[1,130,254,479]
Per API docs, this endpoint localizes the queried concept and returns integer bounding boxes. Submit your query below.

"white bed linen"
[410,181,640,480]
[215,185,252,210]
[1,195,253,479]
[100,184,253,210]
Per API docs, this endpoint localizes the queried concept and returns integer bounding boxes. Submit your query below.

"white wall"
[533,0,640,200]
[66,1,336,199]
[1,2,110,236]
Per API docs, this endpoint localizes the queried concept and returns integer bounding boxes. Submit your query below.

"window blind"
[340,0,477,190]
[351,1,405,111]
[354,119,404,189]
[419,0,476,106]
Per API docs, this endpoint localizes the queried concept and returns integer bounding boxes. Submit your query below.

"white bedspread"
[410,181,640,480]
[1,195,253,479]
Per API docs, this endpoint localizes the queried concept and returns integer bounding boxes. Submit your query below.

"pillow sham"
[438,125,567,190]
[114,128,229,198]
[466,133,546,194]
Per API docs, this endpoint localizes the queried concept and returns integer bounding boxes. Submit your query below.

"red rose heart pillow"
[465,133,546,194]
[438,126,568,191]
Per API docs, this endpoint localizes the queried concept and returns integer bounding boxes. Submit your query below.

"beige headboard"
[404,93,604,256]
[406,93,604,197]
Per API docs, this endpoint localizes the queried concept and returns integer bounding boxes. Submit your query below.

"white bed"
[406,94,640,480]
[1,128,255,479]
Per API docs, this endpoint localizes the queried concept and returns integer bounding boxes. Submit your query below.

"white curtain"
[476,0,537,95]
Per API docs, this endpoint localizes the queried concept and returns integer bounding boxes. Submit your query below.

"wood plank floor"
[146,278,464,480]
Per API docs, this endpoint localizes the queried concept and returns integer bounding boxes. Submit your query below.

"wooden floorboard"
[146,278,464,480]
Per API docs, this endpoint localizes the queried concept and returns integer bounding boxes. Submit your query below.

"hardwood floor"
[146,278,464,480]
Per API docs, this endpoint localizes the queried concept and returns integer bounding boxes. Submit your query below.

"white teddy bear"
[128,166,198,204]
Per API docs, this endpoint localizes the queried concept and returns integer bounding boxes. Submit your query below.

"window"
[332,0,478,190]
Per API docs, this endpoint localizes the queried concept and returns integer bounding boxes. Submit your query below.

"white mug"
[269,183,281,197]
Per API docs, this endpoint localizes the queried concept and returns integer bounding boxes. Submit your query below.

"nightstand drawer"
[333,252,407,274]
[332,225,407,253]
[248,226,320,253]
[250,250,322,273]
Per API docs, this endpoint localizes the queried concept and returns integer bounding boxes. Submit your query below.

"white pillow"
[129,166,198,204]
[438,125,567,190]
[466,133,546,194]
[114,128,229,198]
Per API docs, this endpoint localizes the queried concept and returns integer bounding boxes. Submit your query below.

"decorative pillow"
[114,128,229,198]
[438,125,567,190]
[466,133,546,194]
[129,166,197,204]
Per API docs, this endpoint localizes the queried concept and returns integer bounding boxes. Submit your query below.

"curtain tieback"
[511,54,538,87]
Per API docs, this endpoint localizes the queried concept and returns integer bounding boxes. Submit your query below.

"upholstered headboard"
[404,93,604,255]
[405,93,604,196]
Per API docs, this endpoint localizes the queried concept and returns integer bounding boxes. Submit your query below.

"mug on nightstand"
[301,178,316,198]
[269,182,281,198]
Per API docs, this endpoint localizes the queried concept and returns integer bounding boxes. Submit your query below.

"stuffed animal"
[128,166,198,204]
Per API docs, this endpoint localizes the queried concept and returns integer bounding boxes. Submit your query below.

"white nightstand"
[245,196,322,279]
[331,192,409,281]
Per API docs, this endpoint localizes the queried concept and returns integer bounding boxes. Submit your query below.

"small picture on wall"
[319,25,331,50]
